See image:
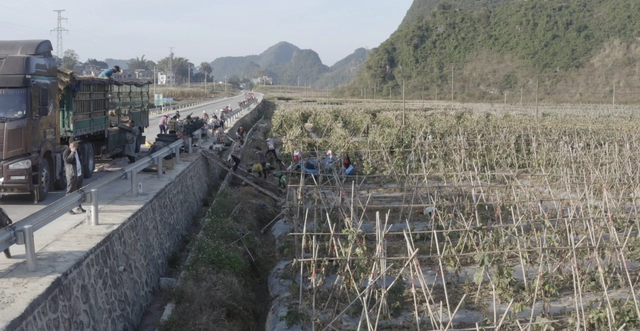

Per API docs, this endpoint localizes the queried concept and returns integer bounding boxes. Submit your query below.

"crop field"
[269,100,640,330]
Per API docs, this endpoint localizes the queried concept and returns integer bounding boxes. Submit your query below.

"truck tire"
[82,143,95,178]
[36,158,50,202]
[53,167,66,190]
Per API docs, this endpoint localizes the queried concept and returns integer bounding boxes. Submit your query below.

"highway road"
[0,92,251,222]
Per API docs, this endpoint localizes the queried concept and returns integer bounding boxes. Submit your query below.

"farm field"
[267,99,640,330]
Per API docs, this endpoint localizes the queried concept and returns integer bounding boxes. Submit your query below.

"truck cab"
[0,40,58,202]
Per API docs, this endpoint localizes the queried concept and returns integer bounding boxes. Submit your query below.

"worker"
[98,65,121,78]
[236,126,246,140]
[63,139,86,214]
[118,120,139,164]
[159,114,169,134]
[254,146,267,178]
[230,139,243,172]
[266,138,278,162]
[202,110,209,122]
[219,111,226,130]
[168,115,178,134]
[343,153,354,175]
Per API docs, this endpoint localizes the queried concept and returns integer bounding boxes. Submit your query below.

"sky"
[0,0,413,67]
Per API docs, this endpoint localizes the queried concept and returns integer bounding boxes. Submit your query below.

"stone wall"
[5,99,266,331]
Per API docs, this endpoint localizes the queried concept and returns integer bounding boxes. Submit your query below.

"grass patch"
[159,188,278,331]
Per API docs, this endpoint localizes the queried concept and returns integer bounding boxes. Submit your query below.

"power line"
[51,10,68,59]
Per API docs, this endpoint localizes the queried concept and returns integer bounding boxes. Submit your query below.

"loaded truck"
[0,40,149,202]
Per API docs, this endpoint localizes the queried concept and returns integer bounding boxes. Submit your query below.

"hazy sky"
[0,1,413,66]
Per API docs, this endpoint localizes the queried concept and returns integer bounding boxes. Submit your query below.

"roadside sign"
[165,97,174,103]
[154,94,164,106]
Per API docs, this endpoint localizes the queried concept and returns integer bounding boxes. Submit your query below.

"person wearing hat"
[159,114,169,134]
[98,65,121,78]
[63,139,86,214]
[202,110,209,123]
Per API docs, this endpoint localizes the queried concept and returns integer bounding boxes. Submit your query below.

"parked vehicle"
[0,40,150,202]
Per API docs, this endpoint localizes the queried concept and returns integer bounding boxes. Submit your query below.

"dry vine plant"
[271,99,640,330]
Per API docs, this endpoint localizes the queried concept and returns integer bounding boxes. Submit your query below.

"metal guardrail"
[149,100,209,115]
[0,138,186,272]
[0,96,262,272]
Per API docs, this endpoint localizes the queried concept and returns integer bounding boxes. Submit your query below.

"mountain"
[258,41,300,68]
[271,49,329,86]
[315,48,369,89]
[210,42,299,81]
[209,42,368,88]
[105,58,132,69]
[351,0,640,102]
[398,0,516,30]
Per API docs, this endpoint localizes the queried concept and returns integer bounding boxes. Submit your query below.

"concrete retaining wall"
[6,99,267,331]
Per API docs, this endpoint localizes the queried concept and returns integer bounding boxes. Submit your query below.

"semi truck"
[0,40,149,202]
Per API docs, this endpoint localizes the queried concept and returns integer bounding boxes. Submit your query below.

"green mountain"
[209,42,368,88]
[351,0,640,103]
[399,0,515,29]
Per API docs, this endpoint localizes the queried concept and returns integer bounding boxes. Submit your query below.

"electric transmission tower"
[51,10,68,60]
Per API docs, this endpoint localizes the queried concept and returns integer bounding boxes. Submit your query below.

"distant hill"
[272,49,329,86]
[351,0,640,103]
[209,42,368,88]
[315,48,369,89]
[105,58,132,69]
[210,42,298,81]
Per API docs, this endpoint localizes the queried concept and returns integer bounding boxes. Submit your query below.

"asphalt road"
[0,92,252,222]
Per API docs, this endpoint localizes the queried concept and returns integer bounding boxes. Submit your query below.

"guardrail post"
[188,138,192,154]
[90,189,99,226]
[157,156,163,177]
[24,225,36,272]
[130,170,137,196]
[174,147,180,163]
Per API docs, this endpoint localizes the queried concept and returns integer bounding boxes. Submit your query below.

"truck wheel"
[53,167,67,190]
[3,248,10,259]
[82,143,95,178]
[36,158,50,202]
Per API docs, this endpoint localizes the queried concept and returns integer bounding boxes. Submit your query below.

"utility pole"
[188,64,191,88]
[168,47,174,86]
[402,79,405,126]
[224,75,227,92]
[51,10,68,61]
[204,72,207,92]
[451,66,454,109]
[153,66,156,96]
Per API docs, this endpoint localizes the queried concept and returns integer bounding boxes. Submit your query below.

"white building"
[157,71,175,85]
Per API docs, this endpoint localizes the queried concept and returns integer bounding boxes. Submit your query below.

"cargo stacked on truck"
[0,39,150,202]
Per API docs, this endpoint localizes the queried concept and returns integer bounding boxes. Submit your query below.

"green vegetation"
[352,0,640,103]
[160,189,277,331]
[398,0,515,30]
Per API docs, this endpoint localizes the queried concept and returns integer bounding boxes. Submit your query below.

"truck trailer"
[0,40,149,202]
